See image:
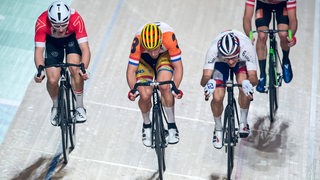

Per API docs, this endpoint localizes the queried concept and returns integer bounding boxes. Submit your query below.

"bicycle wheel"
[59,87,69,164]
[224,105,234,180]
[153,108,165,180]
[67,88,76,150]
[268,53,278,123]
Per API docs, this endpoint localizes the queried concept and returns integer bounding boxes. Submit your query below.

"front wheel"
[59,87,69,164]
[153,109,165,180]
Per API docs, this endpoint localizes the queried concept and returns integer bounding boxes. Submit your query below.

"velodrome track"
[0,0,319,179]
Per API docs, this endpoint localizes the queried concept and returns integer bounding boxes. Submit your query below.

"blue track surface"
[0,0,72,144]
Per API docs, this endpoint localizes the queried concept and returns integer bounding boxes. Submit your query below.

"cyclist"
[126,22,183,147]
[243,0,298,92]
[34,1,91,126]
[200,30,258,149]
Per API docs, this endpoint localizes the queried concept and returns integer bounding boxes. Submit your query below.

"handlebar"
[249,29,292,41]
[37,63,86,77]
[205,81,242,101]
[131,80,180,95]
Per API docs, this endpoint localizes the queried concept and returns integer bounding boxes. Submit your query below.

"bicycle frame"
[219,70,241,180]
[132,80,179,180]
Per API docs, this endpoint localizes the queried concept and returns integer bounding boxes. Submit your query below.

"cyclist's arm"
[243,2,255,37]
[126,63,138,90]
[171,60,183,88]
[247,70,258,86]
[288,8,298,36]
[200,69,213,87]
[34,46,45,68]
[79,42,91,69]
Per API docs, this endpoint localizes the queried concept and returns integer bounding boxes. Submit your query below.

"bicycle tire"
[153,108,165,180]
[268,52,278,123]
[227,106,234,180]
[67,87,76,150]
[59,87,69,164]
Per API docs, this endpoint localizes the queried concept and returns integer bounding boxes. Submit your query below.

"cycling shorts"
[136,52,173,82]
[44,33,82,66]
[212,61,247,86]
[255,1,289,28]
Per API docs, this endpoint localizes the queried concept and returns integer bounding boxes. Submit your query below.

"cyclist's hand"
[128,89,139,101]
[172,89,183,99]
[251,37,256,45]
[34,65,45,83]
[287,36,297,47]
[79,63,89,80]
[242,79,254,98]
[79,69,89,80]
[204,79,216,100]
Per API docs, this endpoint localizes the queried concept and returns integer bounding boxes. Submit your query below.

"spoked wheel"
[59,88,69,164]
[154,111,165,180]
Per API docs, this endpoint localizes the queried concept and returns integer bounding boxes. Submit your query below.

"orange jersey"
[34,9,88,47]
[128,22,182,66]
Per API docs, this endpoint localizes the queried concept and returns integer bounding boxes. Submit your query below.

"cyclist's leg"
[210,62,228,148]
[155,53,180,144]
[136,58,154,147]
[255,1,272,92]
[66,35,87,122]
[235,63,256,138]
[45,37,64,125]
[275,2,293,83]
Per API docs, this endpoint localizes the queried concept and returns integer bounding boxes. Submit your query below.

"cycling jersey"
[203,30,257,71]
[128,22,182,67]
[34,9,88,48]
[245,0,296,10]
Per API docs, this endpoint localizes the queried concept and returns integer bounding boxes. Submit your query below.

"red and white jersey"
[203,30,257,71]
[245,0,296,10]
[34,9,88,47]
[128,22,182,66]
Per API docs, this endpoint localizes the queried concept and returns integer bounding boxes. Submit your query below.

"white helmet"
[47,1,71,24]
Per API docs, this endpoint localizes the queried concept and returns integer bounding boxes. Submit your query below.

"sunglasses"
[51,22,69,29]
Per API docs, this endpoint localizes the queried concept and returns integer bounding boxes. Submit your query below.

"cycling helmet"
[140,23,162,50]
[217,32,240,58]
[47,1,71,24]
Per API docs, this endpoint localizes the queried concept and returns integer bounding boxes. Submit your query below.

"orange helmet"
[140,23,162,50]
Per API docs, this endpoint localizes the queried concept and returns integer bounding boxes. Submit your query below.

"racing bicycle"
[131,80,180,180]
[250,10,292,123]
[37,62,86,164]
[220,70,241,180]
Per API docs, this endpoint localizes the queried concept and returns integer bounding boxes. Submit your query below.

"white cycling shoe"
[76,107,87,123]
[142,127,152,147]
[168,128,179,144]
[50,107,58,126]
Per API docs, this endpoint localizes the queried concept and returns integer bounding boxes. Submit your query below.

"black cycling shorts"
[45,33,82,66]
[255,1,289,28]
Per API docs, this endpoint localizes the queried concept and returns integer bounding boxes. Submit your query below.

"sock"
[74,90,84,108]
[142,111,151,125]
[164,106,175,123]
[282,50,290,64]
[143,123,151,129]
[214,116,222,131]
[168,123,177,129]
[52,97,58,108]
[258,59,266,78]
[240,108,248,125]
